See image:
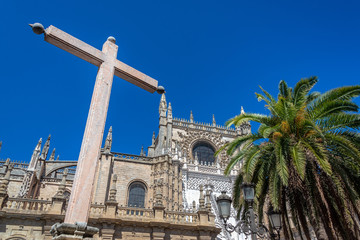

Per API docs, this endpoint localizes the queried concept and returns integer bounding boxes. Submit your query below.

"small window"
[192,141,216,164]
[128,182,146,208]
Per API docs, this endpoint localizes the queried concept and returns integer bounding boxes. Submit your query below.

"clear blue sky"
[1,0,359,161]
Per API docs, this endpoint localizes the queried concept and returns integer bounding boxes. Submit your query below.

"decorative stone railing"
[3,197,52,213]
[88,204,210,226]
[117,206,154,218]
[113,153,150,162]
[1,199,215,228]
[89,204,106,216]
[172,118,240,136]
[0,160,29,169]
[164,210,198,224]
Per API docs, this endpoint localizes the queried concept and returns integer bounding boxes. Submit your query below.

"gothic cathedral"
[0,94,251,240]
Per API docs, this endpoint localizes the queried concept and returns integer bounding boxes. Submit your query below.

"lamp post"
[268,207,282,239]
[216,183,282,240]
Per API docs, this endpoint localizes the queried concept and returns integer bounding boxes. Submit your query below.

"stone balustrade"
[3,197,52,213]
[117,206,154,218]
[112,153,151,162]
[164,210,198,224]
[172,118,241,136]
[0,197,215,231]
[0,160,29,169]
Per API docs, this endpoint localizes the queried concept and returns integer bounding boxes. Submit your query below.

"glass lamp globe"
[216,191,232,220]
[241,183,255,202]
[268,207,282,231]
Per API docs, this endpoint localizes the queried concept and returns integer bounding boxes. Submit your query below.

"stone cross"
[30,23,163,225]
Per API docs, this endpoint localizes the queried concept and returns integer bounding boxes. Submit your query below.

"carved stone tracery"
[177,129,229,167]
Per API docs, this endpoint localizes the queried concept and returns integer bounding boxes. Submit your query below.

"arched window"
[192,141,216,164]
[128,182,146,208]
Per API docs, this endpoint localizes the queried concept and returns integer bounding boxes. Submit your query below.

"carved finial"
[190,111,194,123]
[199,184,205,209]
[33,138,42,158]
[28,138,42,171]
[40,135,51,160]
[140,145,145,156]
[108,174,117,201]
[167,102,172,120]
[194,152,199,165]
[4,158,10,166]
[152,132,156,146]
[205,189,212,211]
[56,155,60,161]
[212,114,216,126]
[62,169,68,183]
[104,126,112,154]
[192,201,196,212]
[241,106,245,115]
[159,93,167,115]
[49,148,56,161]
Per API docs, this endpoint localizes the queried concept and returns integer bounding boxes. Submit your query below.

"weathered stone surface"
[50,222,99,240]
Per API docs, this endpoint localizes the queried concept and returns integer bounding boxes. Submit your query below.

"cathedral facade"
[0,94,250,240]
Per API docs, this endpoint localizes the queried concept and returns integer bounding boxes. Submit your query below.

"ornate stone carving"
[186,176,233,194]
[177,129,229,167]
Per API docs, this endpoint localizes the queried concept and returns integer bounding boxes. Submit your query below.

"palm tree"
[218,77,360,240]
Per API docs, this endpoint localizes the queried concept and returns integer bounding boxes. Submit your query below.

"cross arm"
[35,24,159,93]
[44,25,105,67]
[114,60,158,93]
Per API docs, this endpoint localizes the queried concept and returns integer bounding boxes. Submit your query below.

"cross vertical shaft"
[65,39,118,224]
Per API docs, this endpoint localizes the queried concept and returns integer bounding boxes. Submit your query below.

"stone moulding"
[50,222,99,239]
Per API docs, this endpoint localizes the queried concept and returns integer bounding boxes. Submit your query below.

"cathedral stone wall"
[38,181,72,200]
[6,179,22,197]
[112,159,152,207]
[0,218,46,240]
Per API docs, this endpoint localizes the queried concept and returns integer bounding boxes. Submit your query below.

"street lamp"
[242,183,255,202]
[268,207,282,239]
[216,191,232,221]
[216,183,282,240]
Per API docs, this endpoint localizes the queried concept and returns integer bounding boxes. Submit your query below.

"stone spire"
[49,148,56,161]
[156,94,168,155]
[159,93,167,115]
[56,155,60,161]
[166,102,173,150]
[108,174,117,201]
[28,138,42,171]
[241,106,245,115]
[190,111,194,123]
[140,145,145,156]
[167,102,172,120]
[148,132,156,157]
[104,126,112,154]
[40,135,51,160]
[212,114,216,126]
